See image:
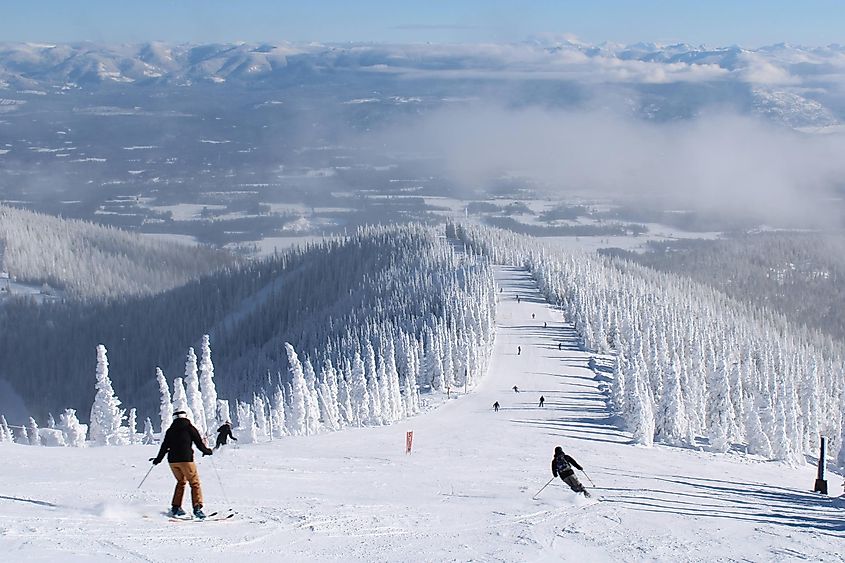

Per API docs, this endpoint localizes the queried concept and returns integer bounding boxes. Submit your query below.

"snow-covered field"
[1,266,843,561]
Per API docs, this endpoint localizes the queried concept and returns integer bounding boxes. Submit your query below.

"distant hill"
[0,204,235,301]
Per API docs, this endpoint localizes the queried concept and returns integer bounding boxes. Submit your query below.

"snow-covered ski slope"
[2,266,843,562]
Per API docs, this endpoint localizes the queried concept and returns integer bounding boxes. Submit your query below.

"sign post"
[405,431,413,454]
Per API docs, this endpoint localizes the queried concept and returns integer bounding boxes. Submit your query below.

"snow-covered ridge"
[0,40,843,87]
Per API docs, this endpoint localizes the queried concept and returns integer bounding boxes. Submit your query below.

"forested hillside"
[455,223,845,467]
[0,224,496,427]
[601,232,845,341]
[0,204,234,300]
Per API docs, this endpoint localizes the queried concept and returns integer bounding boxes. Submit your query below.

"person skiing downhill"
[539,396,545,407]
[215,421,237,449]
[493,401,500,412]
[551,446,590,497]
[151,411,214,519]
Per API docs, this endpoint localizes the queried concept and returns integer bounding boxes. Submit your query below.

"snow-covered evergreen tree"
[270,384,288,437]
[156,367,173,434]
[199,334,219,435]
[0,415,12,443]
[142,417,156,445]
[27,417,41,446]
[171,377,192,422]
[349,350,370,426]
[58,409,86,447]
[184,347,206,434]
[654,354,688,446]
[284,343,309,435]
[88,344,125,446]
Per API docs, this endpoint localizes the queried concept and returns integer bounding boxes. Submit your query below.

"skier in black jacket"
[215,421,237,449]
[551,446,590,497]
[151,411,213,518]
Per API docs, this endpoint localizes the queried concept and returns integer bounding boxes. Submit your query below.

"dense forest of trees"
[0,204,234,300]
[601,232,845,341]
[455,224,845,467]
[0,224,497,441]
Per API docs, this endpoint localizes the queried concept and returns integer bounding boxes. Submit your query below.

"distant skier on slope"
[513,385,519,393]
[517,346,521,355]
[539,396,545,407]
[151,410,214,519]
[551,446,590,497]
[215,421,237,449]
[493,401,500,412]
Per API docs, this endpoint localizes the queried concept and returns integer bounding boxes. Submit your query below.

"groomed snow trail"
[1,265,843,562]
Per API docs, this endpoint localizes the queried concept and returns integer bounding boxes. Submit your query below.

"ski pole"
[532,476,556,499]
[580,469,595,487]
[137,464,155,490]
[209,455,230,506]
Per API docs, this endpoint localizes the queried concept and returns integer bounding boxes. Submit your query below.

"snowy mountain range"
[1,40,844,128]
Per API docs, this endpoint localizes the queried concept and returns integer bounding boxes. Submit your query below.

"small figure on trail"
[516,294,520,303]
[517,345,521,355]
[539,396,545,407]
[551,446,590,497]
[215,420,238,449]
[151,411,214,519]
[532,313,535,320]
[493,401,500,412]
[544,321,547,328]
[513,385,519,393]
[558,342,562,351]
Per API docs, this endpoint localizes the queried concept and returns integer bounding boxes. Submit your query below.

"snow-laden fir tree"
[253,394,269,440]
[171,377,192,422]
[271,384,288,437]
[302,357,321,435]
[58,409,86,447]
[706,357,736,453]
[127,408,138,444]
[349,350,370,426]
[27,417,41,446]
[88,344,125,446]
[284,343,309,435]
[625,358,655,447]
[364,341,383,424]
[47,413,56,429]
[0,415,12,443]
[156,367,173,434]
[654,353,688,446]
[199,334,218,435]
[142,417,156,445]
[236,401,258,444]
[217,400,231,427]
[184,347,206,434]
[745,392,773,457]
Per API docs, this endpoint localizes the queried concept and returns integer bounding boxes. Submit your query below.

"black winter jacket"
[551,453,583,479]
[154,418,212,464]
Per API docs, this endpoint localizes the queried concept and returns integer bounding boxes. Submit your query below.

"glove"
[231,437,238,441]
[149,457,160,465]
[202,450,213,457]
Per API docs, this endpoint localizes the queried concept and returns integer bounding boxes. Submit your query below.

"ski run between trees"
[1,264,843,561]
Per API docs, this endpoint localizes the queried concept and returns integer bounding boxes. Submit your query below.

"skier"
[150,411,214,519]
[544,321,547,328]
[493,401,500,412]
[558,342,562,351]
[215,420,238,449]
[513,385,519,393]
[532,313,535,320]
[517,345,521,355]
[539,396,545,407]
[551,446,590,497]
[516,295,520,303]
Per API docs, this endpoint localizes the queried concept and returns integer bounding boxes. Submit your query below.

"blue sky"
[1,1,841,47]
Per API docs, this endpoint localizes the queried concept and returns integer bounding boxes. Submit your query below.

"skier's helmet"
[554,446,564,456]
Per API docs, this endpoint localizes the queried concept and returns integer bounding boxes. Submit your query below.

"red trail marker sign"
[406,431,413,454]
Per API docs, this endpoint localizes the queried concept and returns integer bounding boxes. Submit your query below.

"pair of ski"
[168,510,236,522]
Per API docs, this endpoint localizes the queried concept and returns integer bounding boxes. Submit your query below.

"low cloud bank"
[379,105,845,226]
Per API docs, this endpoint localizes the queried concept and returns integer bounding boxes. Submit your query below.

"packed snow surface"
[1,266,843,561]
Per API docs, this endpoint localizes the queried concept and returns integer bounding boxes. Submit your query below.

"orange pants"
[169,462,203,508]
